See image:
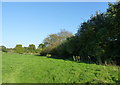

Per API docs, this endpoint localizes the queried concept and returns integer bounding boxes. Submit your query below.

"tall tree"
[41,30,73,55]
[53,2,120,65]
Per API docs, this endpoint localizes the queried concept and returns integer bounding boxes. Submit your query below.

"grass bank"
[2,52,119,83]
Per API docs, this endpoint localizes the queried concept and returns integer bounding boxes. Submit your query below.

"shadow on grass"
[35,54,96,65]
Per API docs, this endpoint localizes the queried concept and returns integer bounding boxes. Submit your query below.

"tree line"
[1,2,120,65]
[41,2,120,65]
[0,44,37,54]
[0,29,73,55]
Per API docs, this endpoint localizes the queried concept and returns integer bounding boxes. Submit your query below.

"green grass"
[2,52,119,83]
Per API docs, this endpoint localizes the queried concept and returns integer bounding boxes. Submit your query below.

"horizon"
[2,2,110,48]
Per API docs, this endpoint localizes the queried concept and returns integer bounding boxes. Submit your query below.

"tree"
[23,47,29,53]
[57,29,73,42]
[28,44,36,53]
[14,44,24,54]
[0,46,8,52]
[40,30,73,55]
[52,2,120,65]
[38,43,45,49]
[74,2,120,65]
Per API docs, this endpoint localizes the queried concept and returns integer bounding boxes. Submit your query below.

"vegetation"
[14,44,24,54]
[1,2,120,83]
[2,52,119,83]
[1,2,120,65]
[28,44,36,53]
[0,46,8,52]
[48,2,120,65]
[40,29,73,56]
[8,44,37,54]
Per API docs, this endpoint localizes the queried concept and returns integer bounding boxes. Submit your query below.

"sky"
[2,2,110,48]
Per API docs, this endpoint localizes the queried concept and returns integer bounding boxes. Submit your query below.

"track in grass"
[2,52,119,83]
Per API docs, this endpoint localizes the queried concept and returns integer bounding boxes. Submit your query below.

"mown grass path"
[2,53,119,83]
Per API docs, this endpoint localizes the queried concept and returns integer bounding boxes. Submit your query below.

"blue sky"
[2,2,110,48]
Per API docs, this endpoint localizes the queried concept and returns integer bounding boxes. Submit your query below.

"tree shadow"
[35,54,96,65]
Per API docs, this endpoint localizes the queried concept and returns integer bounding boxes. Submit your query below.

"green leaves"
[52,2,120,65]
[14,44,24,54]
[0,46,8,52]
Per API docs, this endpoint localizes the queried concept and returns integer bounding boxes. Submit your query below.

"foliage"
[40,30,73,55]
[0,46,8,52]
[7,48,14,53]
[50,2,120,65]
[13,44,37,54]
[38,43,46,49]
[14,44,24,54]
[28,44,36,53]
[23,47,29,53]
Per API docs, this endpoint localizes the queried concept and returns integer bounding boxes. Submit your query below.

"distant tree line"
[0,44,36,54]
[14,44,37,54]
[0,30,73,55]
[1,2,119,65]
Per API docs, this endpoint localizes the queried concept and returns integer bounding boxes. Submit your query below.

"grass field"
[2,52,119,83]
